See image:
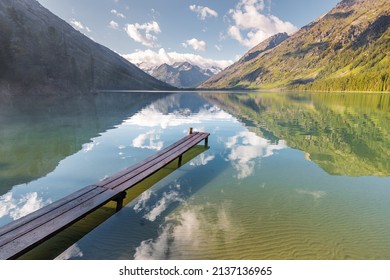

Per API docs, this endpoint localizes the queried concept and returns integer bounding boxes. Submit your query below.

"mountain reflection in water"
[0,92,170,196]
[1,91,390,260]
[200,91,390,177]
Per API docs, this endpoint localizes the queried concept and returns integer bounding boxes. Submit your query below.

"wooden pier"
[0,130,209,260]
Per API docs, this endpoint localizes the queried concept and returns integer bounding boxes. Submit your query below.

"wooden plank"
[101,132,209,191]
[0,188,116,260]
[98,132,208,188]
[0,186,108,247]
[96,133,199,187]
[0,185,98,237]
[0,131,210,259]
[109,133,210,194]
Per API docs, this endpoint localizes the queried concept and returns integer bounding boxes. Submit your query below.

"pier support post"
[188,127,193,135]
[205,136,208,147]
[113,191,127,212]
[178,154,183,167]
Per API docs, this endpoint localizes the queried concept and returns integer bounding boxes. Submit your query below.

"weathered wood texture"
[0,131,209,259]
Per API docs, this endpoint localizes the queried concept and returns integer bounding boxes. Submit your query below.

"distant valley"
[137,62,222,88]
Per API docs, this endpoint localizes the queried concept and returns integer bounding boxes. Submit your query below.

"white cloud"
[134,203,237,259]
[143,190,184,222]
[190,153,215,167]
[55,243,84,260]
[182,38,207,52]
[82,139,99,152]
[133,190,153,213]
[11,192,46,220]
[134,209,201,259]
[0,192,48,220]
[111,9,126,18]
[189,5,218,20]
[83,143,94,152]
[228,0,297,48]
[70,19,92,33]
[134,225,171,259]
[226,131,287,179]
[123,104,234,129]
[0,192,15,219]
[132,129,164,151]
[109,20,119,29]
[123,48,233,70]
[124,21,161,47]
[70,19,83,30]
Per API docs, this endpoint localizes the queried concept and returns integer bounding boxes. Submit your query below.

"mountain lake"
[1,90,390,260]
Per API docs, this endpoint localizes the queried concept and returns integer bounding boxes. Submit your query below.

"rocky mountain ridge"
[0,0,173,95]
[200,0,389,92]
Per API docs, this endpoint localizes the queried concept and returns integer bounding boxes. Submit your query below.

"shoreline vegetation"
[186,87,390,94]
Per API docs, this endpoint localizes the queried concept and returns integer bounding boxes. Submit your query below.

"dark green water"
[1,91,390,259]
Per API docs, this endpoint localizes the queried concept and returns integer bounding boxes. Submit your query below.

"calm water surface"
[1,91,390,259]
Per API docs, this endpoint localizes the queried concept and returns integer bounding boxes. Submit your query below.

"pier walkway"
[0,130,209,259]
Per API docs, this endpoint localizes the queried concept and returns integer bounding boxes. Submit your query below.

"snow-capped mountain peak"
[136,61,222,88]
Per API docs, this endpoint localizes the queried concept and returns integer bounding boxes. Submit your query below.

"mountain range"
[0,0,173,95]
[0,0,388,94]
[139,62,221,88]
[200,0,389,92]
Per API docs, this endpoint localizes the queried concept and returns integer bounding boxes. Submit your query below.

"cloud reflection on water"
[124,105,235,129]
[226,131,287,179]
[133,202,237,260]
[133,190,153,213]
[55,243,84,260]
[132,129,164,150]
[0,191,48,220]
[189,153,215,166]
[144,190,184,222]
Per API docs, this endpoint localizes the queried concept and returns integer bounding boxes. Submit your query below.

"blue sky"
[37,0,340,69]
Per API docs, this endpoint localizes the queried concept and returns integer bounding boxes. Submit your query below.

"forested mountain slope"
[200,0,389,92]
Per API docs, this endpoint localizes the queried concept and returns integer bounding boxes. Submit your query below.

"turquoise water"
[1,91,390,259]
